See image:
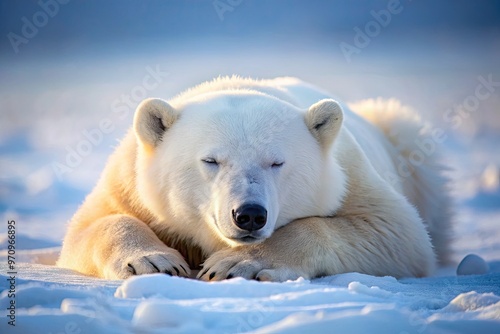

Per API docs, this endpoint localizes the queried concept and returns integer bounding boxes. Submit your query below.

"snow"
[1,196,500,334]
[457,254,490,276]
[2,84,500,333]
[2,87,500,332]
[1,1,500,333]
[1,264,500,333]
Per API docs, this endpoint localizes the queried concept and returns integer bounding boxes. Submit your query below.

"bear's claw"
[114,251,190,279]
[197,248,305,282]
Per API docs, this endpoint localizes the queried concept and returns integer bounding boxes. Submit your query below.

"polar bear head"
[133,91,346,249]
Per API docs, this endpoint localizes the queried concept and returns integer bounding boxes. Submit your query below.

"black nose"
[232,204,267,232]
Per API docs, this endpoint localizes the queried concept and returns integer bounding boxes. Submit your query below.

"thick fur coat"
[57,77,452,281]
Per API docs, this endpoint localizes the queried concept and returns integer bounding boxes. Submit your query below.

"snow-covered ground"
[1,263,500,334]
[1,1,500,333]
[1,52,499,332]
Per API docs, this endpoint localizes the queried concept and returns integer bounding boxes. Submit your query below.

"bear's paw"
[105,250,191,279]
[197,248,306,282]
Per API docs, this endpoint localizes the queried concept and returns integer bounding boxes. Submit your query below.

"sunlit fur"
[57,76,451,280]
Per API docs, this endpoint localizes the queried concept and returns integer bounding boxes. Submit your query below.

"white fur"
[57,76,452,280]
[136,91,346,247]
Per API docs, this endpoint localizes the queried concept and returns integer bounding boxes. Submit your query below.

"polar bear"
[57,76,452,281]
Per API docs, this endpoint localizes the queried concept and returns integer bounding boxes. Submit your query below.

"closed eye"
[271,162,284,168]
[202,158,219,165]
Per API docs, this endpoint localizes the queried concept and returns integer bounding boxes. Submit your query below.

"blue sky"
[1,0,499,59]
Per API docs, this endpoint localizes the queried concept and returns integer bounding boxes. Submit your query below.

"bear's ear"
[133,98,178,149]
[305,99,344,149]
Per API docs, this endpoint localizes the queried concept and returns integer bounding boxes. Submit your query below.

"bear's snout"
[232,204,267,232]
